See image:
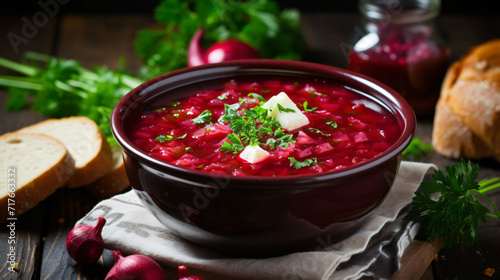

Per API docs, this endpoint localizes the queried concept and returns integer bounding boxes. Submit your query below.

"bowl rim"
[111,59,415,185]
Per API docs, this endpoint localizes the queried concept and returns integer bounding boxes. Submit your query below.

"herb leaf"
[248,92,266,102]
[276,103,295,113]
[307,127,331,137]
[155,134,187,143]
[217,92,228,100]
[303,101,317,112]
[405,159,500,247]
[326,120,338,128]
[221,133,245,154]
[192,110,212,124]
[403,137,433,161]
[288,157,318,169]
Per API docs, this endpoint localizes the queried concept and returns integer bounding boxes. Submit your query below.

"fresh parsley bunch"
[0,52,143,145]
[134,0,305,79]
[405,159,500,247]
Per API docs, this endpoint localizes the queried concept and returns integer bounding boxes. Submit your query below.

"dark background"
[0,0,497,15]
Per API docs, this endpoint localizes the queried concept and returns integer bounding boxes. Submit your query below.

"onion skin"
[105,250,164,280]
[187,29,261,67]
[66,216,106,265]
[178,266,205,280]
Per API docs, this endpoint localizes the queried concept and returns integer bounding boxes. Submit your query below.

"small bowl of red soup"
[111,59,415,256]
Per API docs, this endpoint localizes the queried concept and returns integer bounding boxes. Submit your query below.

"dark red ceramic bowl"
[111,59,415,256]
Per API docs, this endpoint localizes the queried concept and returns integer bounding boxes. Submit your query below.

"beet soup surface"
[111,60,416,256]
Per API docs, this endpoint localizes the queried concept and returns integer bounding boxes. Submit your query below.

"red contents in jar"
[348,25,449,115]
[128,77,402,176]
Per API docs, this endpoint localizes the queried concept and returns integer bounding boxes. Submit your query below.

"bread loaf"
[19,116,112,188]
[435,39,500,158]
[0,133,74,222]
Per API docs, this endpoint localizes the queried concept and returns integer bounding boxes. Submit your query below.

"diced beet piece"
[196,90,219,100]
[232,169,247,176]
[296,131,316,145]
[373,142,392,152]
[207,123,231,137]
[283,83,298,92]
[314,143,334,154]
[332,133,350,143]
[354,132,369,143]
[207,98,226,107]
[324,103,340,112]
[263,80,281,88]
[348,116,367,130]
[131,131,154,139]
[174,154,202,167]
[178,120,196,128]
[298,148,313,158]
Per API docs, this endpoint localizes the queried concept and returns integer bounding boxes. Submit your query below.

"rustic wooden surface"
[0,11,499,280]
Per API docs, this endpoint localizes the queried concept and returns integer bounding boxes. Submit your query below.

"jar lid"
[359,0,441,23]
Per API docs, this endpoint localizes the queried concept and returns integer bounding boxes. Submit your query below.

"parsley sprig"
[192,110,212,124]
[303,101,317,112]
[405,159,500,247]
[402,137,433,161]
[289,157,319,169]
[219,101,295,153]
[155,134,187,143]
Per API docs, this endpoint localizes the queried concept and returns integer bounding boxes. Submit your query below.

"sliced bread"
[18,116,112,188]
[0,133,74,222]
[86,145,130,198]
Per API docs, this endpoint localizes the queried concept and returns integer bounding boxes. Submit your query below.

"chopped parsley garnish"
[326,120,338,128]
[170,101,181,107]
[239,97,248,106]
[307,127,331,137]
[248,92,266,102]
[221,133,245,154]
[219,102,296,153]
[288,157,319,169]
[192,110,212,124]
[303,101,317,112]
[266,129,295,149]
[217,92,228,100]
[155,134,187,143]
[276,103,295,113]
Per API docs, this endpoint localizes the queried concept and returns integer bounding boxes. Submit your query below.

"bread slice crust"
[440,39,500,154]
[18,116,112,188]
[0,133,74,223]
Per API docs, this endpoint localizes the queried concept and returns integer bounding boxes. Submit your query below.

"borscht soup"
[128,76,402,177]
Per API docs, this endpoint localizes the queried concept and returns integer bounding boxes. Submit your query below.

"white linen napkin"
[77,161,436,280]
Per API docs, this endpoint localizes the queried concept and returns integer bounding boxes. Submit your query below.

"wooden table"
[1,10,499,280]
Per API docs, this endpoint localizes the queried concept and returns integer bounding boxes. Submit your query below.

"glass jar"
[348,0,449,116]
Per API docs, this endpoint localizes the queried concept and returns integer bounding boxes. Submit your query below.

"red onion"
[178,266,205,280]
[66,216,106,265]
[105,250,164,280]
[187,29,261,67]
